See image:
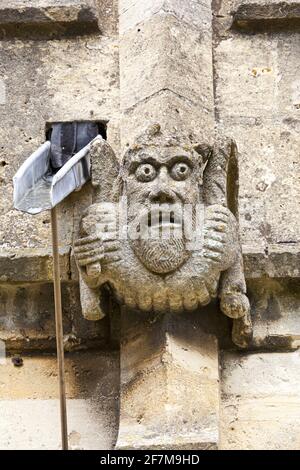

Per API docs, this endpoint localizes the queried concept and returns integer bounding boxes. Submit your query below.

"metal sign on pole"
[13,124,103,450]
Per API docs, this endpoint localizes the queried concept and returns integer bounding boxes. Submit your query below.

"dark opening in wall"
[45,121,107,171]
[45,121,107,142]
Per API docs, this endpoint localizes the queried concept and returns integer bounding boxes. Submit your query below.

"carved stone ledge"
[248,278,300,352]
[0,248,72,283]
[243,244,300,279]
[0,281,110,353]
[0,1,100,38]
[2,244,300,284]
[231,1,300,32]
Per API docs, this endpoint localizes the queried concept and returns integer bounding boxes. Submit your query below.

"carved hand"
[74,203,121,281]
[203,204,237,270]
[220,291,250,319]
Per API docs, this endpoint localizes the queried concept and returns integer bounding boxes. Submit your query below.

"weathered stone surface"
[0,351,119,449]
[0,282,109,352]
[231,1,300,31]
[220,351,300,449]
[120,90,214,147]
[119,0,214,145]
[248,278,300,350]
[214,0,300,35]
[0,29,119,272]
[243,244,300,279]
[120,14,213,112]
[95,0,118,36]
[0,0,119,357]
[0,0,118,350]
[0,399,114,450]
[0,351,118,398]
[0,1,98,25]
[116,311,220,450]
[0,248,71,283]
[0,1,100,38]
[215,34,300,250]
[120,0,212,33]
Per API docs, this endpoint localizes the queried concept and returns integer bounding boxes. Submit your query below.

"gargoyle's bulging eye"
[135,163,157,182]
[171,162,191,181]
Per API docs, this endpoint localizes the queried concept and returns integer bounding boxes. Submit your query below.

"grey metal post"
[51,206,68,451]
[13,134,102,450]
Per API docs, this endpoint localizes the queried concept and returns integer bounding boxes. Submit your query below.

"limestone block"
[0,1,98,25]
[243,244,300,279]
[215,36,278,120]
[0,351,118,399]
[219,120,300,248]
[215,34,300,248]
[214,0,300,34]
[239,196,266,251]
[0,1,101,38]
[231,0,300,31]
[119,0,212,34]
[0,351,119,449]
[0,248,70,283]
[0,1,119,38]
[220,351,300,449]
[94,0,118,36]
[120,14,213,112]
[0,282,109,351]
[248,278,300,350]
[120,90,215,147]
[277,36,300,118]
[116,311,220,450]
[0,399,112,450]
[2,243,299,286]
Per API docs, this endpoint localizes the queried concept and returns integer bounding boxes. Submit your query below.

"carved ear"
[90,137,120,202]
[193,143,212,164]
[193,143,212,184]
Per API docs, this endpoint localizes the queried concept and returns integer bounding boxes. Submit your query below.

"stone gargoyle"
[73,124,253,348]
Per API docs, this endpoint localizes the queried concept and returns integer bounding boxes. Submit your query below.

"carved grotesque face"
[122,144,204,274]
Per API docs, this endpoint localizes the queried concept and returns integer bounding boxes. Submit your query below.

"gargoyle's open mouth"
[147,210,181,228]
[133,208,183,236]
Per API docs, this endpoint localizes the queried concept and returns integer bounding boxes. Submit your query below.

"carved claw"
[232,309,253,349]
[220,291,250,319]
[79,274,105,321]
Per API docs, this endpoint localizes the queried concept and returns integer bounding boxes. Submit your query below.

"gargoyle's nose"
[149,167,176,204]
[149,188,176,204]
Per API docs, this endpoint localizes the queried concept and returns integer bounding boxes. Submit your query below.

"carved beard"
[131,236,189,274]
[128,209,190,274]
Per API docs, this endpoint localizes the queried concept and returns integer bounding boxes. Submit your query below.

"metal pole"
[51,206,68,450]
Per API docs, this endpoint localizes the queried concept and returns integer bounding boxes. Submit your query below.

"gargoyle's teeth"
[146,210,179,227]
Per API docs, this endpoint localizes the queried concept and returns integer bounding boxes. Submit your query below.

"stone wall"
[0,0,119,350]
[0,0,299,450]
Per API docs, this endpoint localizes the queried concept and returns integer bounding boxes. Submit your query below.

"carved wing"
[203,138,239,217]
[78,137,120,321]
[90,137,120,203]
